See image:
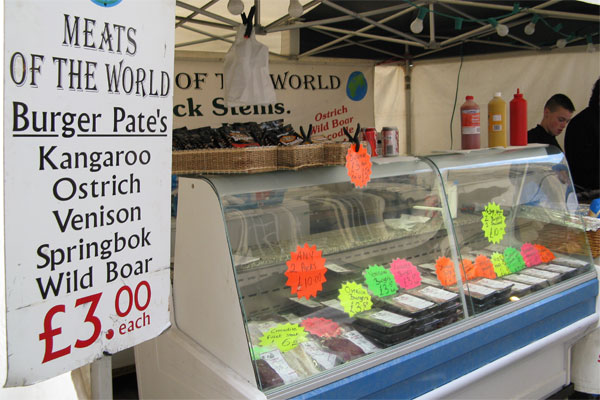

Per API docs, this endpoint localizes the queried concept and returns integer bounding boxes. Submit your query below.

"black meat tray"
[519,268,561,284]
[496,279,534,297]
[376,293,439,321]
[353,323,414,346]
[406,285,460,310]
[536,263,578,280]
[552,257,591,269]
[446,283,497,307]
[502,273,548,292]
[353,308,413,334]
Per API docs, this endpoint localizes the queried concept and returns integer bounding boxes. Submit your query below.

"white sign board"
[3,0,174,386]
[174,57,375,141]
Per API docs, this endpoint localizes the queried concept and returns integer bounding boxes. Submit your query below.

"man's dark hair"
[544,94,575,112]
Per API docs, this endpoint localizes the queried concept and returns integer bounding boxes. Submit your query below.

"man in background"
[528,94,575,151]
[564,79,599,200]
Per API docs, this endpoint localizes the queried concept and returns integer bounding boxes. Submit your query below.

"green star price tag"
[491,252,511,277]
[504,247,526,273]
[259,323,308,353]
[364,265,398,297]
[481,202,506,244]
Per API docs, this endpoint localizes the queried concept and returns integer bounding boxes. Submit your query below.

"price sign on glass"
[390,258,421,289]
[338,282,373,317]
[481,202,506,244]
[345,144,372,188]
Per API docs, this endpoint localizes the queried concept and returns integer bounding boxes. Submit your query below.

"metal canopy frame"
[175,0,600,61]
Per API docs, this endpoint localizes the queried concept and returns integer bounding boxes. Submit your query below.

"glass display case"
[135,146,597,400]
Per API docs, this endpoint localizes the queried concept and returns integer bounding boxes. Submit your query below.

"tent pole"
[299,5,424,58]
[405,58,413,155]
[91,356,112,400]
[429,2,436,46]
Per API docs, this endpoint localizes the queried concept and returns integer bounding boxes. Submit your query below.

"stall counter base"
[134,278,597,399]
[287,279,597,399]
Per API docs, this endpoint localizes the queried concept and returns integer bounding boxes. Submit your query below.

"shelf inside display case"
[159,146,597,398]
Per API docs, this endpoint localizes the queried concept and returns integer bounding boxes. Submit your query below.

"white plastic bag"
[223,24,276,106]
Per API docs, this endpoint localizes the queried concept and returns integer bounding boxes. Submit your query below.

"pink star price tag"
[390,258,421,289]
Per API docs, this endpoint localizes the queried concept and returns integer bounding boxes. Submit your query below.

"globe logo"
[346,71,368,101]
[91,0,122,7]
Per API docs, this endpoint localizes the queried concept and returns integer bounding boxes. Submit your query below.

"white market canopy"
[175,0,600,62]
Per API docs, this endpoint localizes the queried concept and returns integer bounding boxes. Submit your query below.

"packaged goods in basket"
[172,120,293,174]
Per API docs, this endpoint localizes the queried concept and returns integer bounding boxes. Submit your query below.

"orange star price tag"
[435,256,457,287]
[474,255,497,279]
[285,243,327,299]
[460,258,475,281]
[534,244,555,263]
[345,144,372,188]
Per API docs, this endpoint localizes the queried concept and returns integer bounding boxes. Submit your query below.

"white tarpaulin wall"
[407,46,599,154]
[374,65,407,154]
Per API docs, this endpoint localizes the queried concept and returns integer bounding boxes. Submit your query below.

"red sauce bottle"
[510,88,528,146]
[461,95,481,150]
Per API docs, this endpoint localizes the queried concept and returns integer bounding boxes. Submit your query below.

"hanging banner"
[3,0,174,386]
[173,55,375,141]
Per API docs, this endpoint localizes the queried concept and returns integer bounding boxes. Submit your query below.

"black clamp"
[343,123,362,152]
[241,6,256,38]
[298,124,313,144]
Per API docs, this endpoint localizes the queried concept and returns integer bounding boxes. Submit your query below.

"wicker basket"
[586,229,600,258]
[536,222,599,258]
[172,146,278,174]
[584,214,600,258]
[277,143,325,170]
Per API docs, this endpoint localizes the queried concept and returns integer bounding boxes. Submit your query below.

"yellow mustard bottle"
[488,92,507,147]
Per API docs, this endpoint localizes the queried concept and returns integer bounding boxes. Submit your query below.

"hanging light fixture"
[288,0,303,18]
[496,23,509,36]
[410,7,428,34]
[524,14,539,35]
[227,0,244,15]
[488,18,509,37]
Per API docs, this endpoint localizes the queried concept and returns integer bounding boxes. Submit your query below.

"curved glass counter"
[169,145,596,397]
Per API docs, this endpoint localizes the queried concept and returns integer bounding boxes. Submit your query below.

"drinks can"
[362,128,378,156]
[382,126,399,156]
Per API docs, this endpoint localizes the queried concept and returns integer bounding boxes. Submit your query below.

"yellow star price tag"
[481,202,506,244]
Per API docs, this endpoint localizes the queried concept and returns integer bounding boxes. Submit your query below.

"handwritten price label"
[474,255,497,279]
[504,247,526,273]
[300,317,342,338]
[390,258,421,289]
[481,202,506,244]
[259,323,308,353]
[285,243,327,299]
[364,265,398,297]
[39,281,151,363]
[534,244,555,263]
[435,257,457,286]
[521,243,542,267]
[338,282,373,317]
[345,144,372,188]
[491,252,511,277]
[460,259,475,281]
